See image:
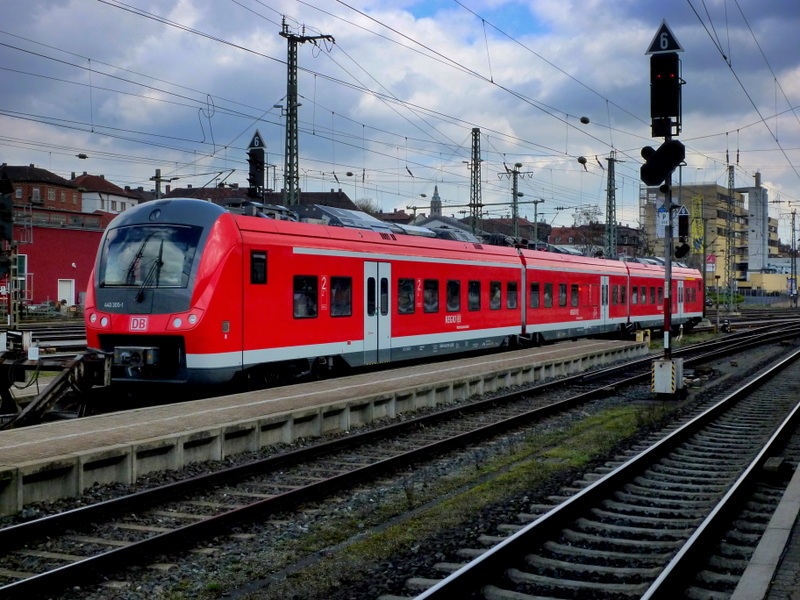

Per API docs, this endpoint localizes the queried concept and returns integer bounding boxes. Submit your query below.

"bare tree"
[354,198,380,217]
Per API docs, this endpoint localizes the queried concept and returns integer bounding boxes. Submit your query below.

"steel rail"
[0,329,797,595]
[414,346,800,599]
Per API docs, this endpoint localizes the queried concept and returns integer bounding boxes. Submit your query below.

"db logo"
[130,317,149,331]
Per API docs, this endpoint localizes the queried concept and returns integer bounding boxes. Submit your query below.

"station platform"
[0,339,647,515]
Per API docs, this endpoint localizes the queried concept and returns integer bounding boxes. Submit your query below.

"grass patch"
[185,403,673,599]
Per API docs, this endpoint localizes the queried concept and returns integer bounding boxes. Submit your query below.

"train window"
[650,286,656,304]
[612,285,619,305]
[507,282,518,309]
[250,251,267,284]
[468,281,481,311]
[631,286,638,305]
[367,277,376,317]
[380,278,389,316]
[100,224,203,289]
[490,281,502,310]
[398,279,415,314]
[447,280,461,312]
[330,277,352,317]
[424,279,439,313]
[641,286,647,304]
[544,283,553,308]
[602,284,608,306]
[571,284,579,307]
[530,282,540,308]
[558,283,567,307]
[621,285,627,304]
[658,287,663,303]
[293,275,318,318]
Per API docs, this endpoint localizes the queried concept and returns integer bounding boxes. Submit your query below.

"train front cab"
[85,199,245,386]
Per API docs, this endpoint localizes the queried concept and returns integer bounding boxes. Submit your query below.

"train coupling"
[113,346,160,368]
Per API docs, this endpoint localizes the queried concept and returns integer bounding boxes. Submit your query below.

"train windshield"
[99,224,203,288]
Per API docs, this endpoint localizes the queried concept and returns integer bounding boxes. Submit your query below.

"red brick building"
[0,164,114,309]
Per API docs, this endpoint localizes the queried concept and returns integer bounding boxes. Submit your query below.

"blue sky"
[1,0,799,239]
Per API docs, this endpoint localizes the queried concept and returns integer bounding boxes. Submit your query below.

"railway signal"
[640,139,685,187]
[247,140,266,199]
[0,175,12,243]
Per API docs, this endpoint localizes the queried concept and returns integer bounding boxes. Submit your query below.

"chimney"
[99,175,105,179]
[71,172,76,180]
[187,184,192,189]
[124,186,130,191]
[165,185,171,194]
[83,171,87,176]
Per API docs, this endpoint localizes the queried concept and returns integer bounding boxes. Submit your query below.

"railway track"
[407,346,800,600]
[0,328,798,596]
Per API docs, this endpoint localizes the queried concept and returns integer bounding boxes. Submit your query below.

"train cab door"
[676,280,685,319]
[364,261,392,364]
[600,276,610,325]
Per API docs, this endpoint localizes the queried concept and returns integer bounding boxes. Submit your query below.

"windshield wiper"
[124,232,156,286]
[135,240,164,303]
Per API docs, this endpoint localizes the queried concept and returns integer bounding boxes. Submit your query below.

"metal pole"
[533,199,544,246]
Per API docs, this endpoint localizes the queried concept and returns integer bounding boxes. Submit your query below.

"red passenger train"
[84,199,704,386]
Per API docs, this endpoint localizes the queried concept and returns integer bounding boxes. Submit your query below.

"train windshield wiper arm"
[134,240,164,303]
[124,232,156,285]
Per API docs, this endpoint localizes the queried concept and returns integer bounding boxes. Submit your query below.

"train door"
[600,276,609,325]
[364,261,391,364]
[676,280,685,318]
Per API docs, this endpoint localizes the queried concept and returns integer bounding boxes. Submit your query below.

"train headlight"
[167,308,204,330]
[90,313,97,323]
[100,317,108,327]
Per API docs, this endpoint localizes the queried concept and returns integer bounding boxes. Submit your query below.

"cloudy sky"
[2,0,799,238]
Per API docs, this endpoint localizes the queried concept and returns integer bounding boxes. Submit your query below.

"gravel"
[4,339,795,600]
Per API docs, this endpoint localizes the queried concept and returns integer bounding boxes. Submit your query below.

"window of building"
[507,282,518,309]
[331,276,352,317]
[446,280,461,312]
[398,278,415,314]
[568,237,574,243]
[85,216,100,228]
[15,188,21,199]
[530,282,540,308]
[60,191,66,202]
[571,284,579,307]
[72,192,78,204]
[293,275,318,318]
[490,281,502,310]
[50,213,66,225]
[112,201,118,211]
[47,188,55,201]
[32,188,40,203]
[559,283,567,307]
[69,214,82,226]
[250,251,267,284]
[423,279,439,313]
